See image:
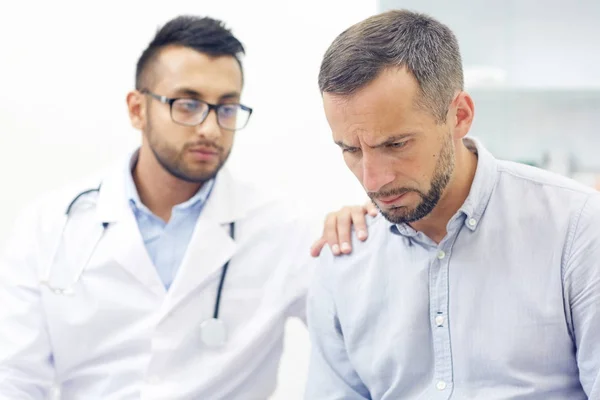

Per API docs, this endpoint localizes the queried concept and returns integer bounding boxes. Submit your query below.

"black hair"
[135,15,245,89]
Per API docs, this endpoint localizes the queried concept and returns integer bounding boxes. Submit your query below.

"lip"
[188,147,219,161]
[189,146,218,154]
[377,193,407,206]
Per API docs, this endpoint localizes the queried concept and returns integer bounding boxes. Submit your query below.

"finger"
[351,207,369,241]
[310,237,327,257]
[322,213,341,255]
[365,200,378,216]
[335,210,353,254]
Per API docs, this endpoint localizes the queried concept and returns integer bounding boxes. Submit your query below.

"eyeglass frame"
[139,88,253,131]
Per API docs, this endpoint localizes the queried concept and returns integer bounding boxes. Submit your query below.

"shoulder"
[494,160,596,220]
[227,170,317,226]
[2,170,105,261]
[17,172,103,228]
[313,213,391,283]
[566,191,600,255]
[496,160,595,196]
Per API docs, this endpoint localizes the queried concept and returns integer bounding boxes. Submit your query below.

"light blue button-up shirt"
[306,138,600,399]
[125,158,214,290]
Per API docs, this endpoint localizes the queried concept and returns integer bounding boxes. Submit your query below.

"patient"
[306,9,600,400]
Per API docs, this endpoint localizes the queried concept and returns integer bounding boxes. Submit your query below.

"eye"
[218,104,239,119]
[342,147,360,154]
[173,99,202,113]
[387,142,407,149]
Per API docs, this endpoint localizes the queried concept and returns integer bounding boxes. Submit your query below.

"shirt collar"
[124,148,215,215]
[391,136,498,236]
[457,137,498,230]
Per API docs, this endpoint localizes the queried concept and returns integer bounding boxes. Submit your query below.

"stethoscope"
[39,185,106,296]
[40,185,235,348]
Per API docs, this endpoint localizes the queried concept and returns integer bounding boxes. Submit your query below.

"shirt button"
[468,218,477,227]
[436,380,447,390]
[435,315,445,326]
[437,250,446,259]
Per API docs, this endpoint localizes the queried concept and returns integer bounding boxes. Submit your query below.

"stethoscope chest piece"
[200,318,227,347]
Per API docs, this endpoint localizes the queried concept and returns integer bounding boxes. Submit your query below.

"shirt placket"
[429,229,459,398]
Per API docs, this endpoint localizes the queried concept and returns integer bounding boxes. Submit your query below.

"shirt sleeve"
[304,249,371,399]
[0,204,55,399]
[563,192,600,399]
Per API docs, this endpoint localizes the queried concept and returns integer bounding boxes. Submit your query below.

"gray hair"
[318,10,464,123]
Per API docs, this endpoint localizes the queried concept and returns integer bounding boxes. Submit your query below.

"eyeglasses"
[140,89,253,131]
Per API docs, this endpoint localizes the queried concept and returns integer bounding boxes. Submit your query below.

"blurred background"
[380,0,600,186]
[0,0,598,398]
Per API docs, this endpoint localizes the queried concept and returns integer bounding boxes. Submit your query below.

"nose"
[361,152,395,193]
[194,108,221,140]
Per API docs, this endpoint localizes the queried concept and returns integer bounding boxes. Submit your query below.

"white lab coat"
[0,159,316,399]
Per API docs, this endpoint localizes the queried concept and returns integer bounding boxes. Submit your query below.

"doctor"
[0,15,373,399]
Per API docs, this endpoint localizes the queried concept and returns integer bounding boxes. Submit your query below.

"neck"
[410,143,478,243]
[133,146,203,222]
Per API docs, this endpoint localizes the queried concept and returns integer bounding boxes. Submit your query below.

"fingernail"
[357,230,367,240]
[341,242,351,252]
[332,244,340,254]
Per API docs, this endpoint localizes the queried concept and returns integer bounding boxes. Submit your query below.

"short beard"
[149,139,230,184]
[370,135,454,224]
[145,113,230,184]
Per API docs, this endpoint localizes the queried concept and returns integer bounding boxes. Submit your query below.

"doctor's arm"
[304,256,370,399]
[564,194,600,399]
[0,207,55,399]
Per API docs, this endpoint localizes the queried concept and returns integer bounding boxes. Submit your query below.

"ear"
[450,91,474,140]
[126,91,146,131]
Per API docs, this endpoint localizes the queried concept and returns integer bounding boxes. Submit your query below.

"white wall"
[380,0,600,175]
[0,1,377,398]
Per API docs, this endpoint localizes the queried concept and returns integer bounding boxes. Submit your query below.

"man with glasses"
[0,15,373,399]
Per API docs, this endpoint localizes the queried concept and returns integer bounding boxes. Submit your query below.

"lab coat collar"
[95,156,132,225]
[95,151,253,226]
[94,150,271,303]
[160,166,266,309]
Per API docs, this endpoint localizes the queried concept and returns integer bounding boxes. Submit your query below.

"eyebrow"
[171,87,241,102]
[335,133,415,150]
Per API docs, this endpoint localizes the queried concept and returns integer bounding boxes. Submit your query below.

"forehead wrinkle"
[326,92,389,148]
[343,108,386,146]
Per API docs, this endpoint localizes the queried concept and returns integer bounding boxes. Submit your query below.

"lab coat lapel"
[95,161,166,297]
[162,169,244,309]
